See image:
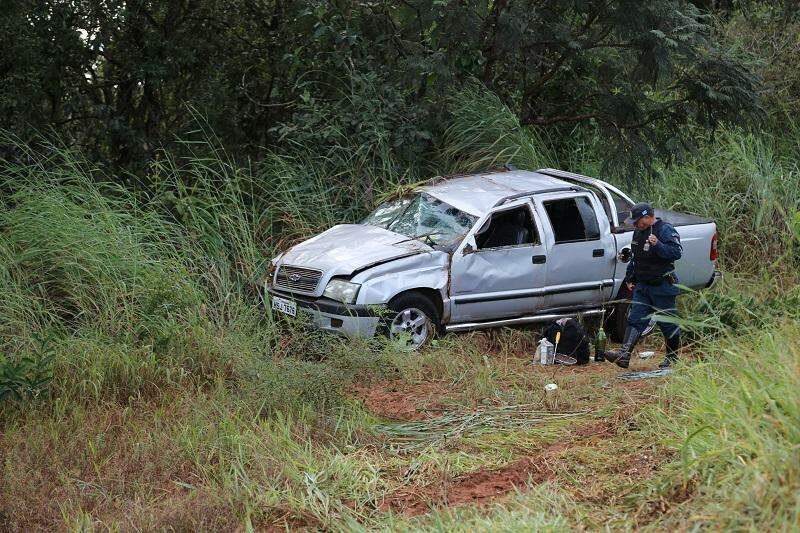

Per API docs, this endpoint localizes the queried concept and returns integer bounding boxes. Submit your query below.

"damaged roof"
[420,170,570,216]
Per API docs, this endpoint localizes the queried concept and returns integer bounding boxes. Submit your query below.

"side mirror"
[617,248,632,263]
[462,236,477,256]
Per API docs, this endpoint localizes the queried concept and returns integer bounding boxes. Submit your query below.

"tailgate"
[672,221,717,289]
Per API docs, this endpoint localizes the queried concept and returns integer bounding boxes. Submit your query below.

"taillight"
[710,232,719,261]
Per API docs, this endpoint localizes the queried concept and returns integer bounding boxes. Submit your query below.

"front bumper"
[266,286,382,338]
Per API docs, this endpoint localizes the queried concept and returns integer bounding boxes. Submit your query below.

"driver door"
[449,200,549,322]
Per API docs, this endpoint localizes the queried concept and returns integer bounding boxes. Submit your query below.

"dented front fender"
[352,251,450,315]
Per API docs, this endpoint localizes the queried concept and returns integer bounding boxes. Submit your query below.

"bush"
[0,352,53,405]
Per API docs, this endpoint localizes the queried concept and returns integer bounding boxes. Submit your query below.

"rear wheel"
[386,292,440,349]
[606,285,631,342]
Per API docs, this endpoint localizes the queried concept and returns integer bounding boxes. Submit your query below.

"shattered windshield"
[363,193,477,246]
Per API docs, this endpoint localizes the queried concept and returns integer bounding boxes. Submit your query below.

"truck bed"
[613,211,717,290]
[656,209,713,227]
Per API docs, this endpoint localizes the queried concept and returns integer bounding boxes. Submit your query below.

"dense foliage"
[1,0,774,177]
[1,2,799,530]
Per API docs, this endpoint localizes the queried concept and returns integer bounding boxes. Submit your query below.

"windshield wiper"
[394,231,443,246]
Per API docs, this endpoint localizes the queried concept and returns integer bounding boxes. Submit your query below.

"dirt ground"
[381,454,557,516]
[353,344,673,519]
[352,380,448,421]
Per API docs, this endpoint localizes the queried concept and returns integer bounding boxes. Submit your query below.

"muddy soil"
[380,420,627,516]
[381,455,556,516]
[354,379,448,421]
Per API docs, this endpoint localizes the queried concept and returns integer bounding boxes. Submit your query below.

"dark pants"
[627,280,680,339]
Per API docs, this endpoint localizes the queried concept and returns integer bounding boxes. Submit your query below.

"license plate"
[272,296,297,317]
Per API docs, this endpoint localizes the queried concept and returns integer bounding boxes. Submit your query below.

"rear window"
[543,197,601,243]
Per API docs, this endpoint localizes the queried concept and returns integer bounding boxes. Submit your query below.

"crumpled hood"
[279,224,432,275]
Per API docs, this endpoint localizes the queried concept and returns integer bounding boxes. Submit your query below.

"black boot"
[605,327,641,369]
[659,334,680,368]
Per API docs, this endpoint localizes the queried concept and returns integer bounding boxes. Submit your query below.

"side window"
[543,197,601,244]
[581,184,614,224]
[475,206,538,249]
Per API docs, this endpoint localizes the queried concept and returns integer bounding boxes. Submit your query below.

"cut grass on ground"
[1,326,682,531]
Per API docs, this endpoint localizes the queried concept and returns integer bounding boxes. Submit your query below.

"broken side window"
[475,205,538,249]
[543,197,601,244]
[610,190,635,231]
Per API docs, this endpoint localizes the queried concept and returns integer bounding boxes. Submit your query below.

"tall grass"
[643,322,800,530]
[0,129,417,529]
[440,83,556,173]
[0,128,404,412]
[646,128,800,274]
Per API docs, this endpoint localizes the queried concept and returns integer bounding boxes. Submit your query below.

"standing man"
[606,202,683,369]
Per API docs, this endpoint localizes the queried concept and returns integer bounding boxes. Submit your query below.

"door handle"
[531,255,547,264]
[592,249,605,257]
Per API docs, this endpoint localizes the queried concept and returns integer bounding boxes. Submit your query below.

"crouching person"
[606,202,682,369]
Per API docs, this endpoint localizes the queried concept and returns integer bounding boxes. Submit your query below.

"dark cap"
[624,202,654,225]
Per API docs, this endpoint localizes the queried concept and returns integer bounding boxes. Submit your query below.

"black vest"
[631,220,674,282]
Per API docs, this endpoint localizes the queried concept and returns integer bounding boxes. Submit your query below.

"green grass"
[641,321,800,530]
[440,83,557,173]
[1,83,800,530]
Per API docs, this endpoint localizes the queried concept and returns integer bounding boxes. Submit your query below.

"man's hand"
[647,234,659,246]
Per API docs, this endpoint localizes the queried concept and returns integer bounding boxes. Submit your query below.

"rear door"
[535,193,616,309]
[449,200,549,322]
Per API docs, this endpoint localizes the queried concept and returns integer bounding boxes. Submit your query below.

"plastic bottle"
[594,325,607,362]
[537,338,554,365]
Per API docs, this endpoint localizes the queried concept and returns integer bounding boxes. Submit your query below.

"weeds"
[440,83,556,173]
[1,81,799,531]
[0,353,52,405]
[374,406,591,451]
[642,322,800,530]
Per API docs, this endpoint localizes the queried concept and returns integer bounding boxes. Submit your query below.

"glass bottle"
[594,325,607,362]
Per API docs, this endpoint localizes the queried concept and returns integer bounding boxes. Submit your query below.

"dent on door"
[456,248,530,293]
[450,244,548,321]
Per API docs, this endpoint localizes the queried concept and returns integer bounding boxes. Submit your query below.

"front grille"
[274,265,323,293]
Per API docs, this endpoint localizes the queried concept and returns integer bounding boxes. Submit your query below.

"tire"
[605,284,631,342]
[385,292,440,349]
[605,285,657,341]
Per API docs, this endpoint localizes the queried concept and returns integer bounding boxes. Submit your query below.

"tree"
[0,0,762,178]
[404,0,763,174]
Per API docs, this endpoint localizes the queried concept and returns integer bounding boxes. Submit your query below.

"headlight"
[265,256,282,287]
[323,279,361,304]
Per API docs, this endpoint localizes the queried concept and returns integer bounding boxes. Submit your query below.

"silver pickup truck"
[266,168,720,347]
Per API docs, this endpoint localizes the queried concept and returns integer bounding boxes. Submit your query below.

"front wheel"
[386,292,439,349]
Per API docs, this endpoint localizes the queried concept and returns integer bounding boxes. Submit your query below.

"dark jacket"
[625,218,682,283]
[544,318,591,365]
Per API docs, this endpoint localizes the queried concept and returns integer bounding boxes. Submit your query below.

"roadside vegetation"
[2,3,800,532]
